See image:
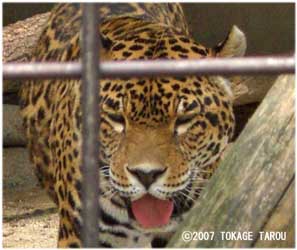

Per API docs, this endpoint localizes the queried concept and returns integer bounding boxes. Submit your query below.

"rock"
[3,104,26,146]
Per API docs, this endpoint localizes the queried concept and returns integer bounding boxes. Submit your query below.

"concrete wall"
[3,3,295,54]
[4,3,294,55]
[183,3,295,55]
[3,3,53,26]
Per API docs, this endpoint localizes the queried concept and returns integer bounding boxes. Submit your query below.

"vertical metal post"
[81,3,100,248]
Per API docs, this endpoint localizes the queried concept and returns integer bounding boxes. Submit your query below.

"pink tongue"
[131,194,173,228]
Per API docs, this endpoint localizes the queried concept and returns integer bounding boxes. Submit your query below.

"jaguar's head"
[99,25,246,230]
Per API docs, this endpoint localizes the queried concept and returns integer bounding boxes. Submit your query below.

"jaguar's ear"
[100,33,113,60]
[212,26,248,101]
[214,25,247,57]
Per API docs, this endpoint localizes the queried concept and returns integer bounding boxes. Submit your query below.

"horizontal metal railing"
[3,56,295,80]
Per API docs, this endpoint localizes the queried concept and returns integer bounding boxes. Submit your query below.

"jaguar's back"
[20,3,246,248]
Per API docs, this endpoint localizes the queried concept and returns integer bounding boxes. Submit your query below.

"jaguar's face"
[99,74,234,229]
[98,25,245,229]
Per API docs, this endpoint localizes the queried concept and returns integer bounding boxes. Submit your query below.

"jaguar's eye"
[174,113,196,135]
[107,113,125,124]
[106,113,125,133]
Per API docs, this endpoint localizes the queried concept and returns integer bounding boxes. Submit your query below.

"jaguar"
[19,3,246,248]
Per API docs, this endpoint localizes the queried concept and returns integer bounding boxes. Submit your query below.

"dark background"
[3,3,295,55]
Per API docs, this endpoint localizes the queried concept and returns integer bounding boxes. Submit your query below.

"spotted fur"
[19,3,246,248]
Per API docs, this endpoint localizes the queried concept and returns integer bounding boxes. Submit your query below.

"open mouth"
[126,194,174,228]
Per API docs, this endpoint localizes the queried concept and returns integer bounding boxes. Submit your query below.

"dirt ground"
[3,187,58,248]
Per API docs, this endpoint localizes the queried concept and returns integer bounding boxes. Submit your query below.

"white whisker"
[178,191,195,202]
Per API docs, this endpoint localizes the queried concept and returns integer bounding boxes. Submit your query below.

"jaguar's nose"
[127,168,167,189]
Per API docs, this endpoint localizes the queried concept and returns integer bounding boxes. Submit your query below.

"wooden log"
[3,12,50,94]
[3,104,26,146]
[232,75,278,106]
[3,12,50,63]
[168,74,295,248]
[254,180,294,248]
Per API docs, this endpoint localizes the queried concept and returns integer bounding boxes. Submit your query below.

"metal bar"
[3,62,81,80]
[101,56,295,77]
[3,56,295,80]
[81,3,100,248]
